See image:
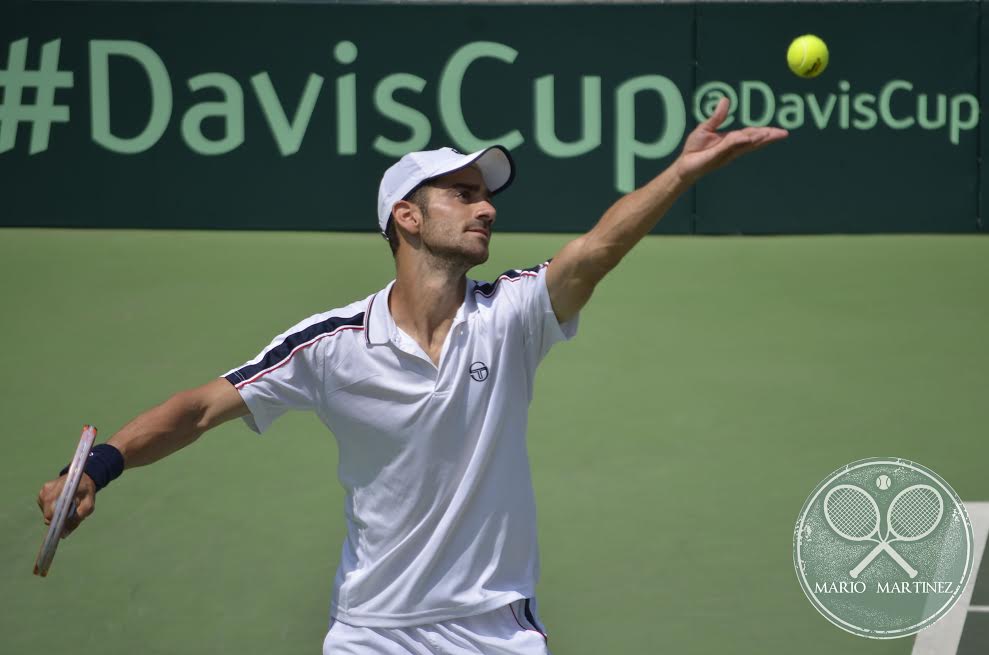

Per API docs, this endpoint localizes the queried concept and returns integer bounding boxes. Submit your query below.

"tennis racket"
[849,484,943,579]
[34,425,97,577]
[823,484,916,578]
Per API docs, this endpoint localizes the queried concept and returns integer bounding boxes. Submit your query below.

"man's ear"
[392,200,423,237]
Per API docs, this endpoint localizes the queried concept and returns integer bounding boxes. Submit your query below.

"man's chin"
[465,248,489,268]
[459,238,490,267]
[422,238,489,270]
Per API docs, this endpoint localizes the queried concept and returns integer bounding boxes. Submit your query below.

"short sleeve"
[221,318,328,434]
[484,261,579,366]
[524,263,579,363]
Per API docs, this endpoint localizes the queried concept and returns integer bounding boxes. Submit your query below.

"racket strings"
[827,488,879,538]
[889,489,941,537]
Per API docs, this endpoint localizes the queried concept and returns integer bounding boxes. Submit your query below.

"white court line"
[968,606,989,613]
[911,502,989,655]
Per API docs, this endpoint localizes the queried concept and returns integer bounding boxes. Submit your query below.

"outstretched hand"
[676,97,789,184]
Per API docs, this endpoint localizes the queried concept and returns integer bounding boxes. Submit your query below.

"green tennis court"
[2,229,987,654]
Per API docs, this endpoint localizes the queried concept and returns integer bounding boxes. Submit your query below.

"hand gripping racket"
[823,484,917,578]
[34,425,97,577]
[848,484,943,579]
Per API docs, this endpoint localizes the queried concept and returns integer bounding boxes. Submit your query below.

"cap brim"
[427,145,516,197]
[467,146,516,196]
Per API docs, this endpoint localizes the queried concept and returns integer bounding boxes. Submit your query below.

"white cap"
[376,145,515,234]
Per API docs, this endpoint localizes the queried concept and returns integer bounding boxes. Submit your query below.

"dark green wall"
[0,2,984,233]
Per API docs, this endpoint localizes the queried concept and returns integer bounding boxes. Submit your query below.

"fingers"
[702,127,785,171]
[63,514,81,538]
[702,97,731,131]
[75,493,96,520]
[678,122,789,180]
[706,131,755,165]
[63,476,97,539]
[722,127,788,157]
[751,126,789,145]
[738,128,788,159]
[37,474,98,539]
[733,126,787,144]
[37,477,65,525]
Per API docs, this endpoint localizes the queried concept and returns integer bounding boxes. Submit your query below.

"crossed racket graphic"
[823,483,944,579]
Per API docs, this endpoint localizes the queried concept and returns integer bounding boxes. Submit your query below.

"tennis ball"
[787,34,829,79]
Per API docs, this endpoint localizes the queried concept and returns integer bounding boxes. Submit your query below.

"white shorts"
[323,598,551,654]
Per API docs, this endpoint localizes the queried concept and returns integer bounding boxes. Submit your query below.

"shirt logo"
[469,361,489,382]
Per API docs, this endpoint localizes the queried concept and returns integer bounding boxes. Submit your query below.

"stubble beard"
[420,211,489,274]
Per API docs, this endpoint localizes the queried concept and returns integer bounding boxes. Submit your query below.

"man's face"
[417,166,496,268]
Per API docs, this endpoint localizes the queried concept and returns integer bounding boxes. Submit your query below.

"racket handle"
[883,542,918,578]
[850,542,918,579]
[850,543,884,579]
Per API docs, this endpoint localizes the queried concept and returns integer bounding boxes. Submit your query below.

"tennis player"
[38,98,786,654]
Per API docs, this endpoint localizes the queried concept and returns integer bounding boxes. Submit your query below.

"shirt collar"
[364,279,476,347]
[364,280,396,346]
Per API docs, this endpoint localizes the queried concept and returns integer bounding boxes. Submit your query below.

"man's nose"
[477,200,496,225]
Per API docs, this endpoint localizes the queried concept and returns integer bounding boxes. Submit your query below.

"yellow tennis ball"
[787,34,829,79]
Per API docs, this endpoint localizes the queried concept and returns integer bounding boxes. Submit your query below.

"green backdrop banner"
[0,1,983,233]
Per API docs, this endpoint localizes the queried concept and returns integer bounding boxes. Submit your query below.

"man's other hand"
[37,472,97,539]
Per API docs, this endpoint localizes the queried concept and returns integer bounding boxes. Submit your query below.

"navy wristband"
[59,443,125,492]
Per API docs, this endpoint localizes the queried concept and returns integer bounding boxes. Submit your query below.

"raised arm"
[546,98,788,323]
[37,378,248,537]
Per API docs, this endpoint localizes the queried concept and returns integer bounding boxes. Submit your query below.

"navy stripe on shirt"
[473,261,548,298]
[224,312,364,386]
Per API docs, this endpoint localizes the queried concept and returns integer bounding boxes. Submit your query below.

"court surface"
[1,229,987,654]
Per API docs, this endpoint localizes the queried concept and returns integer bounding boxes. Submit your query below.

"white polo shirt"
[222,262,578,628]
